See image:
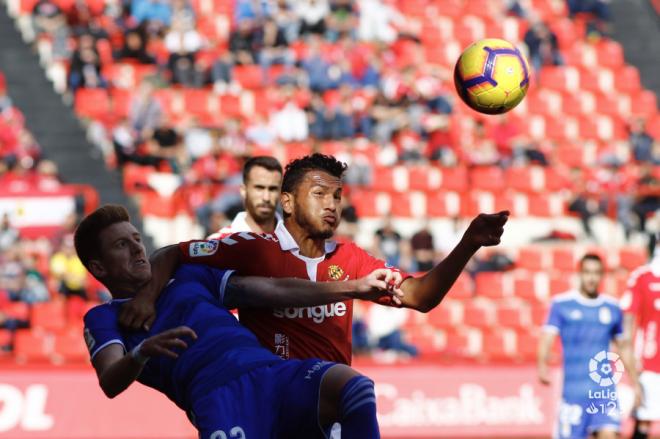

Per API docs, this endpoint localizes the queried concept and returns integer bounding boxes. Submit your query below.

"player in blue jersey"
[538,253,642,439]
[76,205,404,439]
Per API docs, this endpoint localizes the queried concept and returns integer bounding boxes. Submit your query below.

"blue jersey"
[83,264,281,412]
[544,290,624,401]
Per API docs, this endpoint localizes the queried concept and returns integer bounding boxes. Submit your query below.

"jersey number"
[210,427,246,439]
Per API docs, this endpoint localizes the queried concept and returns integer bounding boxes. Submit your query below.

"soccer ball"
[453,38,531,114]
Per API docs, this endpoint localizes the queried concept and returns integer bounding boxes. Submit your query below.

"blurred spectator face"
[241,166,282,224]
[126,32,143,50]
[78,34,95,50]
[282,170,342,240]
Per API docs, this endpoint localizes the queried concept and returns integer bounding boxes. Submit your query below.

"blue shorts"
[554,396,621,439]
[190,358,335,439]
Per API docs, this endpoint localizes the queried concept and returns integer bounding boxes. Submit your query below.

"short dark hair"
[243,156,283,183]
[281,153,348,193]
[74,205,130,269]
[579,253,604,270]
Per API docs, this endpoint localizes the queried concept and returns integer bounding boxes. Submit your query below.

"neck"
[246,214,276,234]
[579,288,598,299]
[107,279,148,300]
[283,218,326,258]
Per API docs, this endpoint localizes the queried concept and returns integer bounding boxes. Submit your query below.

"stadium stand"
[1,0,657,367]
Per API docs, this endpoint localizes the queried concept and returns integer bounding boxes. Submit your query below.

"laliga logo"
[589,351,624,386]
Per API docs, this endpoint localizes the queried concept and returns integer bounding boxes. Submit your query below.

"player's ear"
[281,191,294,216]
[88,259,107,279]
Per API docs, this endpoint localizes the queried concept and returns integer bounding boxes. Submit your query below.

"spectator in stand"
[463,120,499,166]
[270,87,309,141]
[326,0,357,41]
[296,0,330,36]
[68,34,107,92]
[410,222,436,272]
[632,164,660,234]
[115,27,155,64]
[112,118,166,168]
[49,234,88,300]
[567,167,605,239]
[132,0,172,29]
[0,73,12,113]
[271,0,301,43]
[336,189,359,241]
[375,216,404,268]
[523,19,563,71]
[229,19,260,65]
[31,0,67,38]
[565,0,611,37]
[629,118,658,164]
[245,113,277,147]
[259,17,294,83]
[301,36,332,92]
[425,115,458,166]
[367,305,419,359]
[18,255,49,304]
[129,80,162,141]
[0,214,18,252]
[358,0,405,43]
[164,16,204,86]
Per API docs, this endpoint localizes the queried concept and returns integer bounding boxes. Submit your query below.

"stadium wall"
[0,365,651,439]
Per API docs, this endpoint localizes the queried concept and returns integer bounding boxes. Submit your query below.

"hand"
[140,326,197,359]
[119,296,157,332]
[353,269,405,305]
[538,366,551,386]
[463,211,509,248]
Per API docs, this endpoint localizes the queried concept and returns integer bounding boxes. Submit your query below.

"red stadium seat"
[439,166,469,192]
[426,191,461,218]
[616,66,642,94]
[31,301,66,332]
[426,304,455,329]
[514,275,539,302]
[551,248,576,272]
[74,89,110,119]
[516,331,540,362]
[505,167,545,193]
[475,272,508,299]
[0,329,12,348]
[447,272,474,299]
[14,330,52,363]
[441,330,471,358]
[517,247,546,271]
[233,65,263,89]
[596,40,624,69]
[182,89,211,118]
[630,90,658,119]
[481,330,514,361]
[619,247,648,271]
[463,301,495,328]
[497,303,530,329]
[550,275,573,296]
[53,332,89,363]
[352,190,379,217]
[4,301,30,321]
[470,166,505,191]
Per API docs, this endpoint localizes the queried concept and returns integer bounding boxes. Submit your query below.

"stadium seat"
[505,167,545,193]
[550,275,572,296]
[469,166,505,192]
[426,191,461,217]
[630,90,658,119]
[31,301,66,332]
[233,65,263,89]
[596,40,625,69]
[513,275,540,302]
[13,330,52,363]
[481,330,515,361]
[497,303,530,329]
[74,89,110,119]
[616,66,642,94]
[551,248,576,272]
[182,89,211,118]
[516,331,540,362]
[0,329,12,350]
[475,272,508,299]
[438,166,469,192]
[619,247,648,271]
[4,301,30,321]
[426,303,455,329]
[530,305,550,326]
[441,330,471,358]
[53,332,88,363]
[447,272,474,299]
[517,247,546,271]
[463,301,496,328]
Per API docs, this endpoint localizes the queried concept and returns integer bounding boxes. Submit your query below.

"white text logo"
[273,303,347,324]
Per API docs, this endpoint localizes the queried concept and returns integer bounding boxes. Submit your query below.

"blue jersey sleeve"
[544,301,562,334]
[176,264,235,305]
[83,304,125,361]
[611,305,624,339]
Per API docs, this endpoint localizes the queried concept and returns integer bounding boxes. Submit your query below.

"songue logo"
[273,303,347,324]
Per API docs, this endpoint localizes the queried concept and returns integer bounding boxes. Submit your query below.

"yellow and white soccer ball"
[453,38,531,114]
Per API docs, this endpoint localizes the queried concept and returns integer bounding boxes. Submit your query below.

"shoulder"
[551,291,577,305]
[628,265,652,284]
[601,294,622,309]
[83,302,119,326]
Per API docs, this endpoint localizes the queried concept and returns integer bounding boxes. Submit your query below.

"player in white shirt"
[208,156,283,239]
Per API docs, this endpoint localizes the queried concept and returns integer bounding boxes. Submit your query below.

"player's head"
[241,156,283,225]
[578,253,604,297]
[281,153,348,240]
[74,205,151,296]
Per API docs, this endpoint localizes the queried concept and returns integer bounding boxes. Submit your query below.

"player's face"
[288,170,342,240]
[579,259,604,296]
[93,221,151,286]
[242,167,282,223]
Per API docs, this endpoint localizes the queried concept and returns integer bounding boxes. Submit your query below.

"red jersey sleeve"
[352,244,412,307]
[178,233,274,275]
[621,269,643,316]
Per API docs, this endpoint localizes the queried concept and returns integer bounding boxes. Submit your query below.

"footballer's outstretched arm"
[92,326,196,398]
[224,269,404,309]
[398,211,509,312]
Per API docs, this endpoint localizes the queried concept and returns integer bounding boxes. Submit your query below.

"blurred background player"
[538,254,641,439]
[78,205,403,438]
[207,155,283,239]
[622,233,660,439]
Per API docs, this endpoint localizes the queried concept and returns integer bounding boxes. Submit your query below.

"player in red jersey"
[122,153,508,365]
[207,156,283,239]
[622,234,660,439]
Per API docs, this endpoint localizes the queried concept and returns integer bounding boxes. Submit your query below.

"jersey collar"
[231,211,283,233]
[569,290,605,307]
[274,221,338,255]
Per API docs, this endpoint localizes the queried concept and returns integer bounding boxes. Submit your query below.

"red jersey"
[621,260,660,373]
[179,223,407,365]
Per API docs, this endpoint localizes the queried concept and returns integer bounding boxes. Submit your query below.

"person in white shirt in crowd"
[207,156,283,239]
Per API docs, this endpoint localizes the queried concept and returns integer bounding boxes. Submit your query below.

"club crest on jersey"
[84,327,95,352]
[328,265,344,281]
[189,241,218,257]
[599,307,612,324]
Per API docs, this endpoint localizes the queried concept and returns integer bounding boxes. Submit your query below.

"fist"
[464,211,509,248]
